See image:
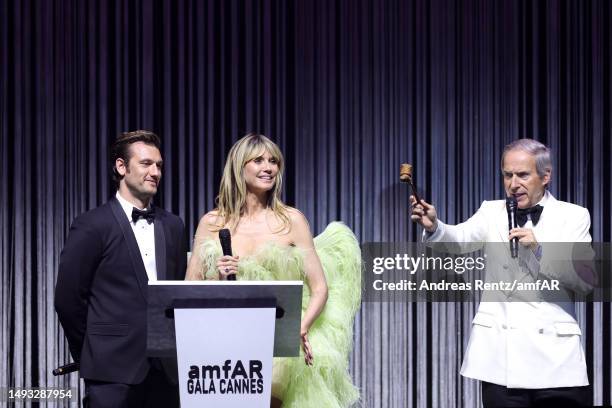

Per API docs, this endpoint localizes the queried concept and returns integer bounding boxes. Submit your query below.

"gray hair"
[501,139,552,178]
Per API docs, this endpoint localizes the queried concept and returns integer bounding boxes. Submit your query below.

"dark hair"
[111,130,161,186]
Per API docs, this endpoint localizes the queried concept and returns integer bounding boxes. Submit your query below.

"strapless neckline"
[199,238,302,261]
[196,238,305,281]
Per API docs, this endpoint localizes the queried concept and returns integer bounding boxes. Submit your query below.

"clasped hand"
[508,228,538,252]
[217,255,239,279]
[409,195,438,232]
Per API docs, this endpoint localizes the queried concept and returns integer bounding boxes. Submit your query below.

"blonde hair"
[214,133,291,232]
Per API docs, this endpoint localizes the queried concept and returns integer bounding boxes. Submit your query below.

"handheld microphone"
[506,197,518,258]
[219,229,236,280]
[52,362,79,376]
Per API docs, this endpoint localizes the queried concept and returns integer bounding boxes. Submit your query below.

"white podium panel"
[174,307,276,408]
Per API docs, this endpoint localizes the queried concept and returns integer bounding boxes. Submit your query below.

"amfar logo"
[187,360,264,395]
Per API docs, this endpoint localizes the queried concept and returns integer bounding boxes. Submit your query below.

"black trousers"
[482,381,592,408]
[84,363,179,408]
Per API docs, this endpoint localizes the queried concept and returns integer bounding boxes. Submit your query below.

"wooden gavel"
[400,163,424,208]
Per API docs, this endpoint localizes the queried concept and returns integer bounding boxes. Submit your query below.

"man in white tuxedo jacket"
[411,139,593,407]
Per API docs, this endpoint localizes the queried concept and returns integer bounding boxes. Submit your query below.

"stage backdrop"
[1,0,611,406]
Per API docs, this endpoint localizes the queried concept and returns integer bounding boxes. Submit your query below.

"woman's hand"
[217,255,240,279]
[300,328,314,366]
[290,208,326,366]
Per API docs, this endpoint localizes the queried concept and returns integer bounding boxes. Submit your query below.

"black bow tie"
[132,207,155,224]
[516,205,543,227]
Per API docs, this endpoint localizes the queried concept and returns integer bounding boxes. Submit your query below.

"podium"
[147,280,304,407]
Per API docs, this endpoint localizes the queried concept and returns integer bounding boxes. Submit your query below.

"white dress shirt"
[116,191,157,281]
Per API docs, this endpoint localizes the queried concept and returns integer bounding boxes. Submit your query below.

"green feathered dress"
[196,222,362,407]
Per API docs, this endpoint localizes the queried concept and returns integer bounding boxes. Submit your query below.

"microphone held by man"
[506,197,519,258]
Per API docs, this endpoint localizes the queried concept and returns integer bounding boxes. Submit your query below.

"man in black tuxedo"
[55,130,186,408]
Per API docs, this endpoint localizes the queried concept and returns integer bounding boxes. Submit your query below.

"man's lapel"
[495,203,510,243]
[109,197,148,301]
[493,193,557,242]
[533,192,557,241]
[154,211,167,280]
[491,201,531,282]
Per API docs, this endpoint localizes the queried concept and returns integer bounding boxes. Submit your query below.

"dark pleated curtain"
[1,0,610,407]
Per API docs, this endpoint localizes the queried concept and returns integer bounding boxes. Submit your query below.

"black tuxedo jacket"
[55,197,187,384]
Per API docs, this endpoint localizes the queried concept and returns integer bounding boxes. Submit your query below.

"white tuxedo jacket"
[423,191,592,388]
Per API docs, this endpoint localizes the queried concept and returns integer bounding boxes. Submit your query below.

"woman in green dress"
[186,134,361,408]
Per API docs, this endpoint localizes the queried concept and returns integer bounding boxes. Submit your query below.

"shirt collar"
[536,190,549,207]
[115,191,151,221]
